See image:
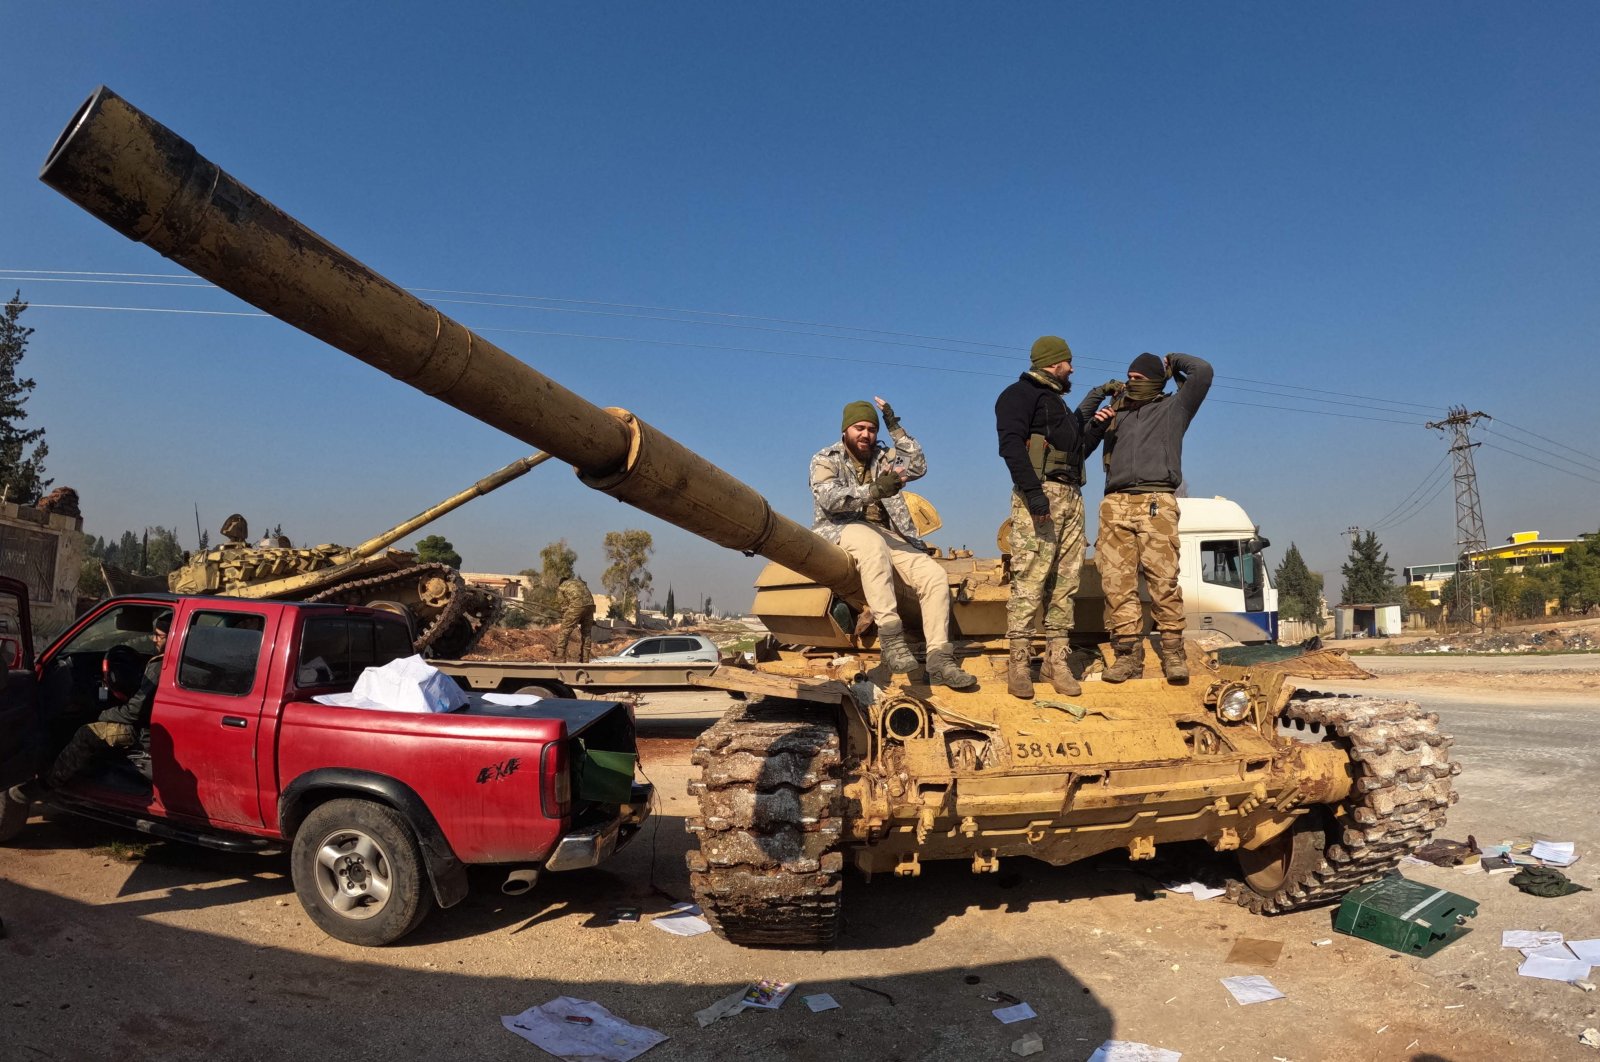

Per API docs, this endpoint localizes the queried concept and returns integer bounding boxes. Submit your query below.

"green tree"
[1402,583,1433,614]
[0,292,50,504]
[1558,529,1600,613]
[518,538,577,622]
[602,529,653,625]
[665,585,676,622]
[1273,543,1324,624]
[415,534,462,568]
[1340,531,1397,605]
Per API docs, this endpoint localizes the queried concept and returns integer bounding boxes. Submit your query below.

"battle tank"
[41,87,1459,947]
[103,454,550,658]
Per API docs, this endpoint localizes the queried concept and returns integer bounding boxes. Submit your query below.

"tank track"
[1226,691,1460,914]
[305,563,502,657]
[685,698,845,947]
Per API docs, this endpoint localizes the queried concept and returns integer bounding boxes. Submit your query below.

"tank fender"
[279,768,469,909]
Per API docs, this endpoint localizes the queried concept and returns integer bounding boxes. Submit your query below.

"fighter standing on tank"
[1079,352,1213,683]
[555,574,596,662]
[810,398,977,690]
[995,336,1105,699]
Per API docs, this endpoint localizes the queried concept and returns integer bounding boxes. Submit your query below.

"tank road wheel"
[0,787,31,843]
[291,799,432,946]
[1227,693,1459,915]
[685,698,844,947]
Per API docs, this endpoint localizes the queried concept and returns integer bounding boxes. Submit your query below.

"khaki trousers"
[1096,491,1184,637]
[837,522,951,645]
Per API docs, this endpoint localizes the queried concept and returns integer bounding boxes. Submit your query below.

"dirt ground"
[3,671,1599,1060]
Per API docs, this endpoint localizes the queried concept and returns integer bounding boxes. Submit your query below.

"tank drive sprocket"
[685,698,844,947]
[305,562,501,657]
[1226,692,1459,914]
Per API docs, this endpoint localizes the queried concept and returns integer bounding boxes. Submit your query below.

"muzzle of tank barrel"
[40,86,861,605]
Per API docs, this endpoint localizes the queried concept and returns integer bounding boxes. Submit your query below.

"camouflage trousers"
[556,606,596,662]
[48,721,138,787]
[1007,483,1085,639]
[837,522,952,643]
[1097,491,1183,637]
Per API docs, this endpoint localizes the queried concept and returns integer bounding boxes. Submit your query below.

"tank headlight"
[1218,688,1253,723]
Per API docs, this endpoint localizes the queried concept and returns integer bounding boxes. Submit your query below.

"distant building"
[1405,530,1584,607]
[460,572,537,604]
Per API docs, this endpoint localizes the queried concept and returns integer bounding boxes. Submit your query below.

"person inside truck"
[44,611,170,789]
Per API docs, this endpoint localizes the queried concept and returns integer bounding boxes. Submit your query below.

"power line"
[1485,421,1600,472]
[1371,471,1451,533]
[0,268,1453,412]
[1481,441,1600,488]
[1366,455,1449,529]
[1483,425,1600,477]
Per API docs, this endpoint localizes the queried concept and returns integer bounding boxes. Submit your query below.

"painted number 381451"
[1013,739,1096,763]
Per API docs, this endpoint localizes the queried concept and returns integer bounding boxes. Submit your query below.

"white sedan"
[591,634,721,664]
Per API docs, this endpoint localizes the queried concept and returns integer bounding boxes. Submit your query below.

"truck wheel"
[291,799,432,946]
[0,788,30,843]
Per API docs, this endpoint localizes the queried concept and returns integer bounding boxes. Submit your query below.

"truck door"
[0,576,37,790]
[150,606,270,827]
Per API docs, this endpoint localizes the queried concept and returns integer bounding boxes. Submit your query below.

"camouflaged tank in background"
[46,86,1459,950]
[104,454,550,658]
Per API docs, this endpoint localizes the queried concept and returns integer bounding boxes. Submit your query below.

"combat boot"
[1042,637,1081,697]
[1158,633,1189,684]
[1007,638,1035,699]
[876,622,919,674]
[1101,638,1144,684]
[926,643,978,691]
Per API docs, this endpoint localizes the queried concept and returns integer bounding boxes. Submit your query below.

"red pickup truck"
[0,577,650,945]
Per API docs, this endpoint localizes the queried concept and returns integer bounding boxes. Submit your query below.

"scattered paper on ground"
[1531,840,1578,866]
[694,987,753,1028]
[1087,1040,1184,1062]
[1518,955,1593,983]
[502,996,667,1062]
[1225,938,1284,967]
[993,1002,1037,1023]
[1523,942,1579,960]
[1221,975,1285,1005]
[1503,930,1564,949]
[1165,881,1226,901]
[650,902,712,937]
[802,993,840,1013]
[1569,940,1600,963]
[739,980,795,1010]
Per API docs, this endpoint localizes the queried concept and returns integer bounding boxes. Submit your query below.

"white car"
[591,634,721,664]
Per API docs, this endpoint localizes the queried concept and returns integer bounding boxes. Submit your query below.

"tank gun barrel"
[350,451,554,559]
[41,87,859,602]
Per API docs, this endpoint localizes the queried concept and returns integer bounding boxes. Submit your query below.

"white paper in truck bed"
[312,655,468,713]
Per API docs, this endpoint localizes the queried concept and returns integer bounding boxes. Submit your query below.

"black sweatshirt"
[995,373,1103,513]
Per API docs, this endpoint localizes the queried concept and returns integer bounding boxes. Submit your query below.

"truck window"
[178,611,266,696]
[1200,540,1244,589]
[297,616,413,687]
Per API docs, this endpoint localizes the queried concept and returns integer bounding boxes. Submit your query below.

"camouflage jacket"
[556,577,593,612]
[809,426,928,547]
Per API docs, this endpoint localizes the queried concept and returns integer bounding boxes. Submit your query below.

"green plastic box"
[576,746,637,805]
[1334,875,1478,957]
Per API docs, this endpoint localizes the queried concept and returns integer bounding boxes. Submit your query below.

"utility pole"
[1425,407,1490,629]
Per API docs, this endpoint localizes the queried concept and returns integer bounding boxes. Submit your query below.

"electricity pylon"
[1425,407,1490,628]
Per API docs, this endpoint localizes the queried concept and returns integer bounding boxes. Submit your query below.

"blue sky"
[4,3,1598,611]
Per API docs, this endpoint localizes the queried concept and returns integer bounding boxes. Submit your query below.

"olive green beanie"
[1030,335,1073,370]
[841,400,879,432]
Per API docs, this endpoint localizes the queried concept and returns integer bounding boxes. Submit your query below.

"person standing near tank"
[994,336,1103,699]
[1078,351,1213,684]
[810,397,976,690]
[555,574,596,662]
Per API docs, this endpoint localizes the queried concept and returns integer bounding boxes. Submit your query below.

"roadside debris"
[1581,1027,1600,1050]
[1503,930,1565,949]
[1220,975,1284,1005]
[1411,836,1479,867]
[501,996,667,1061]
[847,982,896,1006]
[649,902,712,936]
[1224,938,1284,967]
[802,993,840,1013]
[1010,1032,1044,1056]
[1531,841,1578,866]
[1164,880,1226,901]
[738,980,794,1010]
[1390,627,1598,655]
[992,1001,1036,1023]
[694,988,751,1028]
[1333,877,1477,956]
[1087,1042,1182,1062]
[1510,866,1590,897]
